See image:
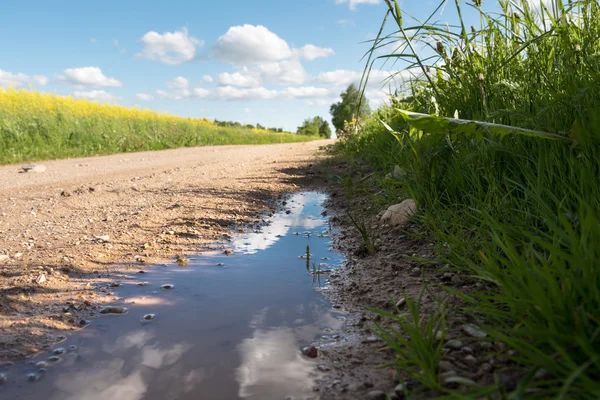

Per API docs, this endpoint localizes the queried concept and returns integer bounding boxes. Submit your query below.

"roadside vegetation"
[0,87,315,165]
[335,0,600,398]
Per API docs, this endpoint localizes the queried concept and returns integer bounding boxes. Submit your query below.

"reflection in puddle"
[1,193,345,400]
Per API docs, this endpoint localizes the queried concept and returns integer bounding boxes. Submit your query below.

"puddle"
[0,192,345,400]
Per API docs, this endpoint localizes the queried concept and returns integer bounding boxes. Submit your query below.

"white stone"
[0,255,9,263]
[380,199,417,227]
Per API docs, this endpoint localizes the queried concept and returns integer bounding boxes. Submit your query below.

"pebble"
[0,373,7,384]
[68,345,78,351]
[479,363,493,374]
[35,361,48,368]
[0,255,9,263]
[136,282,148,286]
[440,370,457,381]
[99,306,127,314]
[217,263,225,266]
[316,364,330,372]
[52,347,65,355]
[438,361,454,372]
[462,324,487,338]
[410,267,421,277]
[394,383,405,397]
[21,164,47,173]
[161,284,174,290]
[0,361,14,369]
[223,249,234,256]
[143,314,156,321]
[366,390,387,400]
[462,346,473,354]
[444,339,463,349]
[365,336,379,343]
[27,372,39,382]
[464,355,477,366]
[78,319,90,327]
[302,346,318,358]
[47,356,61,363]
[395,298,406,309]
[36,273,47,284]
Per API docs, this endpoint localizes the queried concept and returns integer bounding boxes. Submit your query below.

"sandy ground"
[0,141,332,359]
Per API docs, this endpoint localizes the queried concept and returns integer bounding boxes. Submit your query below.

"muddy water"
[0,192,346,400]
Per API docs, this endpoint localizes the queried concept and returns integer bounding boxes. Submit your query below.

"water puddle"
[0,192,345,400]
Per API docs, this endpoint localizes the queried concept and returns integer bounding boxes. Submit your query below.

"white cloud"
[293,44,335,61]
[135,93,154,101]
[73,90,118,102]
[113,39,127,54]
[213,25,292,64]
[58,67,122,89]
[193,88,210,98]
[166,76,189,89]
[335,0,381,11]
[217,71,261,88]
[137,27,202,65]
[202,75,213,83]
[0,69,48,88]
[282,86,330,99]
[215,86,278,101]
[316,69,361,86]
[256,60,308,85]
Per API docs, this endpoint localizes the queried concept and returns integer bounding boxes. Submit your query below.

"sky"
[0,0,486,132]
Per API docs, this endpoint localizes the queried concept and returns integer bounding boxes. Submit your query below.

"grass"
[0,87,316,165]
[337,0,600,397]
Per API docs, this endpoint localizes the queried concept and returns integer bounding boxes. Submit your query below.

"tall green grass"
[340,0,600,397]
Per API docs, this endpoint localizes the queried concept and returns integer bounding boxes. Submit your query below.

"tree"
[329,83,370,132]
[296,116,332,138]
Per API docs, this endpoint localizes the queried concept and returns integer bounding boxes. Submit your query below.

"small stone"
[223,249,234,256]
[21,164,47,173]
[462,346,473,354]
[136,282,148,286]
[435,330,444,341]
[410,267,421,277]
[302,346,318,358]
[0,373,7,384]
[444,340,463,350]
[365,336,379,343]
[161,284,174,290]
[176,255,188,266]
[68,345,78,351]
[78,319,90,327]
[479,363,493,374]
[61,191,71,197]
[0,255,9,263]
[52,347,65,355]
[217,263,225,267]
[95,235,110,243]
[395,298,406,309]
[47,356,61,362]
[438,361,454,372]
[316,364,330,372]
[0,361,14,369]
[27,372,39,382]
[35,361,48,368]
[394,383,405,397]
[143,314,156,321]
[464,355,477,366]
[440,370,457,381]
[99,306,127,314]
[380,199,417,227]
[36,273,47,284]
[366,390,387,400]
[462,324,487,338]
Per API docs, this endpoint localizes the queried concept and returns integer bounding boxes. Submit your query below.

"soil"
[0,141,332,360]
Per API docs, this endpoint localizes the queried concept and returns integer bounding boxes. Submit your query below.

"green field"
[0,87,316,165]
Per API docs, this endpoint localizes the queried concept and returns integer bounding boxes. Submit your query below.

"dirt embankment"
[0,141,332,359]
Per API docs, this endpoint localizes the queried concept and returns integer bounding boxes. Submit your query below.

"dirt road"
[0,140,332,359]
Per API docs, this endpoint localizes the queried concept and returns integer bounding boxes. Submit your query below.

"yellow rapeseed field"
[0,87,312,164]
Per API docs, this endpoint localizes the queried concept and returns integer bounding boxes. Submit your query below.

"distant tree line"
[214,119,284,132]
[296,116,332,138]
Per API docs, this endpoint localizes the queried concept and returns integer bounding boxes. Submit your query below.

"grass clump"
[0,87,316,165]
[338,0,600,397]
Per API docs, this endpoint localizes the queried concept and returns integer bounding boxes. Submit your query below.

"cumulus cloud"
[335,0,381,11]
[166,76,189,89]
[292,44,335,61]
[0,69,48,88]
[217,71,261,88]
[215,86,278,101]
[213,25,292,64]
[156,77,209,100]
[256,60,308,85]
[316,69,361,86]
[282,86,330,99]
[202,75,213,83]
[58,67,122,89]
[73,90,118,102]
[135,93,154,101]
[137,27,203,65]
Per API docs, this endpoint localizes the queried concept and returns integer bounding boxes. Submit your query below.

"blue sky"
[0,0,484,131]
